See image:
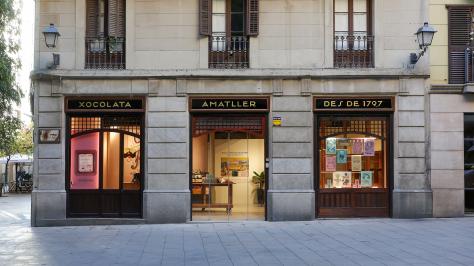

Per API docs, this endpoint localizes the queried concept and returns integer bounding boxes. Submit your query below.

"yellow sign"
[273,116,282,126]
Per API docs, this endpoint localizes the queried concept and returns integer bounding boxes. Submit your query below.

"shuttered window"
[448,6,473,84]
[86,0,125,39]
[199,0,258,36]
[85,0,126,69]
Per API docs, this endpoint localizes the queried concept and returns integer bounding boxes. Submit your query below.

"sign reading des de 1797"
[314,97,394,112]
[190,97,270,112]
[66,97,145,112]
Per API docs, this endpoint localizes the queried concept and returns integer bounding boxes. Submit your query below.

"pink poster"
[352,139,364,154]
[326,156,336,172]
[70,132,99,189]
[364,138,375,156]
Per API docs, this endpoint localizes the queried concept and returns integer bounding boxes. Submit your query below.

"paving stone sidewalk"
[1,194,474,266]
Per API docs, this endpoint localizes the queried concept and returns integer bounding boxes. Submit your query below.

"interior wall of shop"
[429,0,473,85]
[35,0,427,70]
[213,138,264,213]
[429,93,467,217]
[192,134,264,213]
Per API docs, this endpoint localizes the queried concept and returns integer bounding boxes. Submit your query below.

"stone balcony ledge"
[31,68,429,81]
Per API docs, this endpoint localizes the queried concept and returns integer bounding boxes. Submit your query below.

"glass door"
[191,115,266,221]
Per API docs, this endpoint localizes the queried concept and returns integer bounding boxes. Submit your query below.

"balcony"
[209,36,249,69]
[85,37,125,70]
[334,35,374,68]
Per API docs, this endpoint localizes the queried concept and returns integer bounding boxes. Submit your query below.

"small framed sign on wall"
[38,129,61,144]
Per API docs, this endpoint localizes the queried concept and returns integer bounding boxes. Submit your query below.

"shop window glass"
[123,134,141,190]
[103,132,120,189]
[70,132,100,189]
[318,117,387,190]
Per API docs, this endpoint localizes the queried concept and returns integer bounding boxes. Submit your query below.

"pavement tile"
[2,194,474,266]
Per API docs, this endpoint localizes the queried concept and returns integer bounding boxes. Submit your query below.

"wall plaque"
[38,129,61,144]
[65,97,145,112]
[314,97,394,112]
[189,97,270,112]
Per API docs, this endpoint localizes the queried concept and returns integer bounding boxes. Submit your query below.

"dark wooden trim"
[65,111,144,218]
[189,96,270,112]
[65,96,146,113]
[314,113,393,218]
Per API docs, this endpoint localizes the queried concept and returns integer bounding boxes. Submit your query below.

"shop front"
[65,97,145,218]
[189,97,269,221]
[314,96,394,218]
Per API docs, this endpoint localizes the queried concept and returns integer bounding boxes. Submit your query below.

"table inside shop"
[192,182,234,213]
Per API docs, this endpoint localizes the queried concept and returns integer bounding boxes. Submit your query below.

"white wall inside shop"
[214,138,265,213]
[192,134,265,213]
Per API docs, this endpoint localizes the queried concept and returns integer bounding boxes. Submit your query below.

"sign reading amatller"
[66,97,145,113]
[314,97,394,112]
[190,97,270,112]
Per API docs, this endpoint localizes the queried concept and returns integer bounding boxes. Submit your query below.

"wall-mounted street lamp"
[410,22,437,64]
[42,23,60,69]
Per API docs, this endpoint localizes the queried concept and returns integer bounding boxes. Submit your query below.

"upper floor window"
[200,0,259,69]
[334,0,373,68]
[85,0,125,69]
[448,6,474,84]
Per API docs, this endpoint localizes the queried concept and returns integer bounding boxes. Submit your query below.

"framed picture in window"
[38,129,60,144]
[76,150,97,175]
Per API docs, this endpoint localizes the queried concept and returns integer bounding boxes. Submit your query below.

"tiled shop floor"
[1,194,474,265]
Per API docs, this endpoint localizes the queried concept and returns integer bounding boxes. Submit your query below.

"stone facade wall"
[429,93,468,217]
[36,0,428,70]
[31,76,432,225]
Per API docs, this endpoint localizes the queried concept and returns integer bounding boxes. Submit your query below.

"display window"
[190,115,267,221]
[316,115,391,217]
[67,115,143,217]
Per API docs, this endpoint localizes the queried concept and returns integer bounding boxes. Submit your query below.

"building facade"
[32,0,434,226]
[428,0,474,217]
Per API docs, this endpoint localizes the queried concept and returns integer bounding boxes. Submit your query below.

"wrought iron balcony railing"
[209,36,249,69]
[334,35,374,68]
[85,37,125,69]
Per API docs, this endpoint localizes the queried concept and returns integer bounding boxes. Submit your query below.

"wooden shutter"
[448,6,473,84]
[246,0,259,36]
[86,0,98,38]
[108,0,126,38]
[200,0,212,36]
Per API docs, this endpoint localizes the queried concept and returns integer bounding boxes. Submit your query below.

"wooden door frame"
[313,112,394,218]
[65,113,145,218]
[188,112,269,221]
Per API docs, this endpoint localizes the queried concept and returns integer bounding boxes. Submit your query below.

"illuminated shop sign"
[314,97,394,112]
[190,97,269,112]
[66,98,144,112]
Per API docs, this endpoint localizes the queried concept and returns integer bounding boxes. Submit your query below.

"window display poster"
[326,156,336,172]
[337,138,350,147]
[78,153,94,173]
[221,157,249,177]
[336,149,347,164]
[364,138,375,156]
[326,177,333,188]
[326,138,337,154]
[333,172,352,188]
[361,171,373,188]
[351,155,362,171]
[352,139,364,154]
